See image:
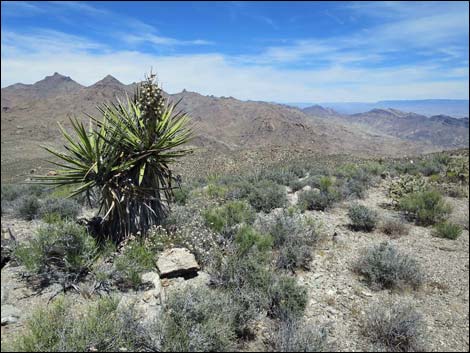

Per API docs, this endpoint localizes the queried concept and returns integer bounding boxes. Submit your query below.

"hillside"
[1,73,438,182]
[303,106,469,149]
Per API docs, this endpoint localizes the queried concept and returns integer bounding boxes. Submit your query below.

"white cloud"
[1,2,468,102]
[2,37,468,102]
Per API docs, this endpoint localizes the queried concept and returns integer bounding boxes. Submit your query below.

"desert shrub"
[268,275,308,320]
[234,225,273,255]
[173,186,190,205]
[341,178,367,199]
[208,247,273,335]
[205,183,227,199]
[160,206,221,267]
[417,159,443,176]
[288,164,308,178]
[363,161,386,176]
[225,179,254,200]
[365,301,425,352]
[355,242,423,290]
[289,179,307,192]
[1,184,26,202]
[114,239,155,288]
[298,188,340,211]
[203,200,255,236]
[154,286,237,352]
[38,197,80,222]
[399,189,451,226]
[14,195,41,220]
[4,296,146,352]
[432,222,462,240]
[272,319,329,352]
[380,218,409,238]
[348,204,378,232]
[14,221,97,280]
[260,168,297,186]
[247,180,287,212]
[255,210,319,270]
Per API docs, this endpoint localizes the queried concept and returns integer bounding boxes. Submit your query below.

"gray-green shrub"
[348,204,378,232]
[154,286,237,351]
[355,242,423,290]
[14,221,97,280]
[114,240,155,288]
[247,180,287,212]
[38,197,80,222]
[3,296,146,352]
[15,195,41,220]
[365,301,425,352]
[432,222,462,240]
[272,319,329,352]
[399,189,451,226]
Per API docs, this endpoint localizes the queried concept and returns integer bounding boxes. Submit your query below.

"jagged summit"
[90,75,125,87]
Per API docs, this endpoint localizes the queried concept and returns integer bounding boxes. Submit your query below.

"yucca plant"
[35,73,193,242]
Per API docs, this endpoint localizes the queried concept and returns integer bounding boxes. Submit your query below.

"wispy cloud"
[1,1,468,102]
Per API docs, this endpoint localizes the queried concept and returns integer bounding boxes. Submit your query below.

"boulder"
[156,248,199,279]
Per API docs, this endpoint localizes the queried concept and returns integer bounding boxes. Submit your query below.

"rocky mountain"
[303,106,469,149]
[2,73,83,105]
[302,105,343,119]
[295,99,469,117]
[1,73,440,181]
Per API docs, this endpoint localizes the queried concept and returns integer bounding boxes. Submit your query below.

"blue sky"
[1,1,469,102]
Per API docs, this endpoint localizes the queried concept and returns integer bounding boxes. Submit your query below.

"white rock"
[157,248,199,278]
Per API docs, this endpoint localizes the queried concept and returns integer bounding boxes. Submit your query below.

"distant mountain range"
[1,72,465,181]
[288,99,469,117]
[302,106,468,148]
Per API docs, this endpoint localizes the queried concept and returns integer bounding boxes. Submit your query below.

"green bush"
[355,242,423,290]
[203,200,255,235]
[234,225,273,255]
[4,296,146,352]
[173,186,190,205]
[268,275,308,321]
[289,179,307,192]
[14,221,97,280]
[298,188,340,211]
[38,197,81,222]
[432,222,462,240]
[114,240,155,288]
[365,301,425,352]
[205,183,227,199]
[272,319,329,352]
[399,189,451,226]
[259,169,297,186]
[15,195,41,220]
[247,180,287,212]
[348,204,378,232]
[154,286,237,352]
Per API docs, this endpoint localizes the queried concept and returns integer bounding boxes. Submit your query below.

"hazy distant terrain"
[302,105,469,149]
[289,100,469,117]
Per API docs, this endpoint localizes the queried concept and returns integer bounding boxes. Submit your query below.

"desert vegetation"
[1,73,468,351]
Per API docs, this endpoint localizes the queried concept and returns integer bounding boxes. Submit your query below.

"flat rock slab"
[156,248,200,279]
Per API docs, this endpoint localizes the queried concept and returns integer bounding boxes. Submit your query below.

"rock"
[156,248,199,279]
[1,304,21,325]
[1,315,18,326]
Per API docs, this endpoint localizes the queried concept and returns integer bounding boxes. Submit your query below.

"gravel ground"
[294,182,469,351]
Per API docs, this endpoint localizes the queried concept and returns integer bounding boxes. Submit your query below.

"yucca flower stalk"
[35,73,193,242]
